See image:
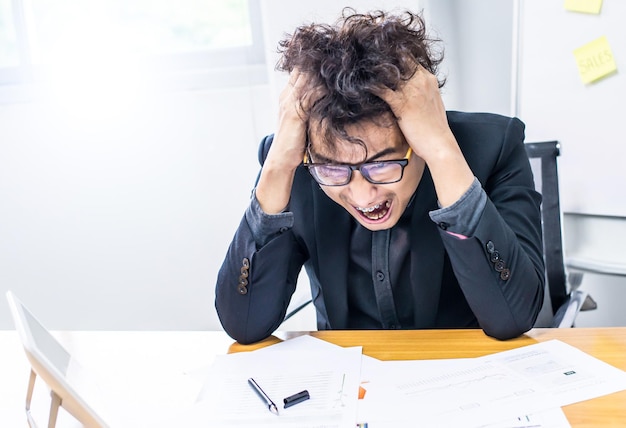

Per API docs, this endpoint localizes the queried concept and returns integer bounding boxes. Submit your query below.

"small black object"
[283,390,310,408]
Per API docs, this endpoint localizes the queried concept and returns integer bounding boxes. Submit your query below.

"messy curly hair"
[277,8,445,155]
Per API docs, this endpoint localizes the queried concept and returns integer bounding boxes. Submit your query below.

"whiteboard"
[515,0,626,216]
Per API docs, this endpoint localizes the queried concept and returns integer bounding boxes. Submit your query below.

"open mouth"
[355,200,391,221]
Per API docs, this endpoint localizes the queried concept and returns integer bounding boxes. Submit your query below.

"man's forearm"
[255,163,297,214]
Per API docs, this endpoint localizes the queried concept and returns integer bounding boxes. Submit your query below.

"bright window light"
[0,0,19,67]
[25,0,254,64]
[0,0,264,93]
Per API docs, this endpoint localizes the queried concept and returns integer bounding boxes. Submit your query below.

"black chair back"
[525,141,568,315]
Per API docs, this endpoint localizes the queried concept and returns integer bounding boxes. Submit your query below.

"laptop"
[6,290,110,427]
[7,291,219,427]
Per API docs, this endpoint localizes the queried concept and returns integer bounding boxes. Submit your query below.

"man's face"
[308,120,425,231]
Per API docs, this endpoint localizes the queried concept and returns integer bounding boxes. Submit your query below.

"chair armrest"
[567,257,626,276]
[552,289,589,328]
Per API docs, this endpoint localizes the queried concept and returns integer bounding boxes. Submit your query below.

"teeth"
[357,204,380,213]
[356,201,390,213]
[355,201,391,220]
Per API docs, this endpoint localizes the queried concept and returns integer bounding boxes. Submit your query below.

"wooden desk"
[1,328,625,427]
[233,328,626,428]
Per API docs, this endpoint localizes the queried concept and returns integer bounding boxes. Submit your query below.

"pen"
[248,378,279,415]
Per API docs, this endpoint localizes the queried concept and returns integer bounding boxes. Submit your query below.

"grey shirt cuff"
[245,190,294,247]
[428,177,487,237]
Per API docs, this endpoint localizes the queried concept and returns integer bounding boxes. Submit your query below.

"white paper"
[359,357,558,427]
[481,339,626,406]
[186,340,362,428]
[481,409,572,428]
[356,339,626,427]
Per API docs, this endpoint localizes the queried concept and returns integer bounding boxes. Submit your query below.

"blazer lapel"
[313,188,351,329]
[409,168,445,327]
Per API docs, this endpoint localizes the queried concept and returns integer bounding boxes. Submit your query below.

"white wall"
[0,83,273,330]
[422,0,514,115]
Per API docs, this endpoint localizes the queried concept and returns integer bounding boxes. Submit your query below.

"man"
[216,9,544,344]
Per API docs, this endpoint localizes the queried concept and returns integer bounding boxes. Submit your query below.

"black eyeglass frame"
[303,147,413,186]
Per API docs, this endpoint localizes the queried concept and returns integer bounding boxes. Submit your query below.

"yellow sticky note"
[564,0,603,14]
[573,36,617,84]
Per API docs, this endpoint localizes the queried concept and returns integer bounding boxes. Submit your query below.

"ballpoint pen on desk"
[248,378,279,415]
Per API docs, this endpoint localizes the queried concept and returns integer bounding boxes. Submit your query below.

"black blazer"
[216,111,545,344]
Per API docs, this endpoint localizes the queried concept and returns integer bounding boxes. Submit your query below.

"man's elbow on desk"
[481,313,537,340]
[216,308,279,345]
[219,321,275,345]
[483,326,531,341]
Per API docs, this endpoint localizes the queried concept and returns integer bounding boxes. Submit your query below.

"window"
[0,0,265,93]
[0,0,19,68]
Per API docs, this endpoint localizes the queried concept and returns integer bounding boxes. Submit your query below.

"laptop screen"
[18,297,72,375]
[6,291,108,427]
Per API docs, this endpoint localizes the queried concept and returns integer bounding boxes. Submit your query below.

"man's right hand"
[255,70,321,214]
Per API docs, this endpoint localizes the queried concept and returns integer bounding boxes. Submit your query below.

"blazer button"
[486,241,495,253]
[376,271,385,281]
[237,285,248,295]
[500,269,511,281]
[494,260,506,272]
[240,267,249,278]
[438,222,449,230]
[490,251,500,263]
[239,277,248,286]
[242,258,250,269]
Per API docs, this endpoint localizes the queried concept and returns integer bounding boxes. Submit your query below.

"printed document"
[358,339,626,427]
[187,341,362,428]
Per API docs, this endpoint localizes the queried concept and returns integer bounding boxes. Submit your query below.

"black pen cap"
[283,390,310,408]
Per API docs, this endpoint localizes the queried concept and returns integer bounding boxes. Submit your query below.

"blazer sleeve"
[215,136,307,344]
[440,116,545,340]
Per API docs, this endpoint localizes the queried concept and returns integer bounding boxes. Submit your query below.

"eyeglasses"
[303,146,412,186]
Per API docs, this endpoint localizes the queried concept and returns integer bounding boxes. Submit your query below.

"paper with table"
[358,338,626,427]
[178,337,362,428]
[359,363,572,428]
[171,335,626,427]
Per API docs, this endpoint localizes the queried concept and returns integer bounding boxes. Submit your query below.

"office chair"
[525,141,596,328]
[283,141,598,327]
